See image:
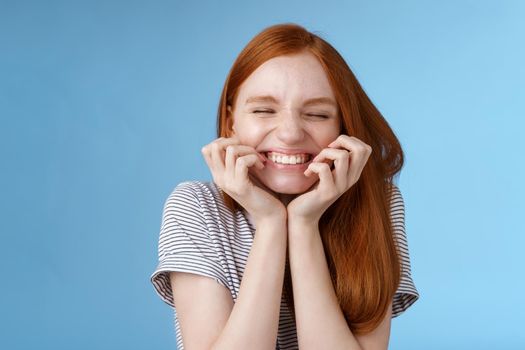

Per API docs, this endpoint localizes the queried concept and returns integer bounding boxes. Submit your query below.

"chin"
[263,176,316,195]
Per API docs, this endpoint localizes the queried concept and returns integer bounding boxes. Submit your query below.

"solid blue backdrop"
[1,0,524,349]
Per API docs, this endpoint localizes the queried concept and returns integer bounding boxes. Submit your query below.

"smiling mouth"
[263,151,312,165]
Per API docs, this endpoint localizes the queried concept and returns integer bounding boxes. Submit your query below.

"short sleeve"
[389,185,420,318]
[150,182,229,308]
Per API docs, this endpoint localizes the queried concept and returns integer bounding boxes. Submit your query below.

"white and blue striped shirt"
[151,180,419,350]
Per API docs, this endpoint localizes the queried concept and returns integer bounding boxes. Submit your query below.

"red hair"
[216,23,403,335]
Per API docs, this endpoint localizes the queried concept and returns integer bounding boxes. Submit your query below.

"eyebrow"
[245,95,337,108]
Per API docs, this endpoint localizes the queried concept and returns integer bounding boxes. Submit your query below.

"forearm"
[212,217,287,350]
[288,220,363,350]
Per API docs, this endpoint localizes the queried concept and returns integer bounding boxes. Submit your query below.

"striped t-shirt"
[150,180,420,350]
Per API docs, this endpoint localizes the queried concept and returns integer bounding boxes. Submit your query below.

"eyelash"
[252,110,329,119]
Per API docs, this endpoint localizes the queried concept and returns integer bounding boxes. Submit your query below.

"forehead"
[236,51,335,104]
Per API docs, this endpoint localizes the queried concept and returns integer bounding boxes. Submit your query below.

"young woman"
[151,23,419,350]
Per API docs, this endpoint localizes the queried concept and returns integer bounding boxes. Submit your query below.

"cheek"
[235,122,267,146]
[309,126,340,145]
[238,133,262,148]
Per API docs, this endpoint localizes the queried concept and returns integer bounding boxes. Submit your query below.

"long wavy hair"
[215,23,403,335]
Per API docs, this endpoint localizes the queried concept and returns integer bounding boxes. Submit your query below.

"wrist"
[288,214,320,228]
[253,211,287,229]
[287,216,320,235]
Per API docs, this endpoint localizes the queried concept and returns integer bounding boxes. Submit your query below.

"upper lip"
[260,148,316,156]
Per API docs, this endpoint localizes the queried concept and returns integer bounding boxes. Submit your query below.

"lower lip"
[265,156,312,171]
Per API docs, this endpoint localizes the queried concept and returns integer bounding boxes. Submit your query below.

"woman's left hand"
[287,135,373,225]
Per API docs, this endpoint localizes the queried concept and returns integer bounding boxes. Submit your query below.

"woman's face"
[228,50,341,202]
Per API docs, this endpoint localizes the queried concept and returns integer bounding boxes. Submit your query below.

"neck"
[278,193,300,207]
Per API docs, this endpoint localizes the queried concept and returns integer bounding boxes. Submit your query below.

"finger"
[310,148,350,187]
[327,134,355,149]
[304,162,336,194]
[225,145,264,180]
[347,149,371,185]
[327,136,372,179]
[328,135,371,158]
[311,148,336,166]
[345,145,371,181]
[201,144,214,170]
[235,154,263,183]
[210,137,240,174]
[202,143,224,184]
[225,144,265,164]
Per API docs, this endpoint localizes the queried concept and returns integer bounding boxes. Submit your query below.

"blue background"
[1,1,524,349]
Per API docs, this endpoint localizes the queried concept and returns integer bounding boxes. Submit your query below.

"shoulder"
[164,180,222,210]
[162,180,230,225]
[168,180,219,199]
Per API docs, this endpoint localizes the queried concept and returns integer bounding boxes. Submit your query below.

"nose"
[275,111,305,144]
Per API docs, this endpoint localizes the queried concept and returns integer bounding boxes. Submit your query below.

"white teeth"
[267,152,310,165]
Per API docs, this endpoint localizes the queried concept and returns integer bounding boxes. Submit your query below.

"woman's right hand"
[201,136,287,224]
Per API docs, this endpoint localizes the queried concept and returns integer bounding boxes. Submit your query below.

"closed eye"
[306,114,329,119]
[253,110,329,119]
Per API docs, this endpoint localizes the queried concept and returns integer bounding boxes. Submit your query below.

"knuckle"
[211,142,220,152]
[236,156,248,166]
[319,163,330,170]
